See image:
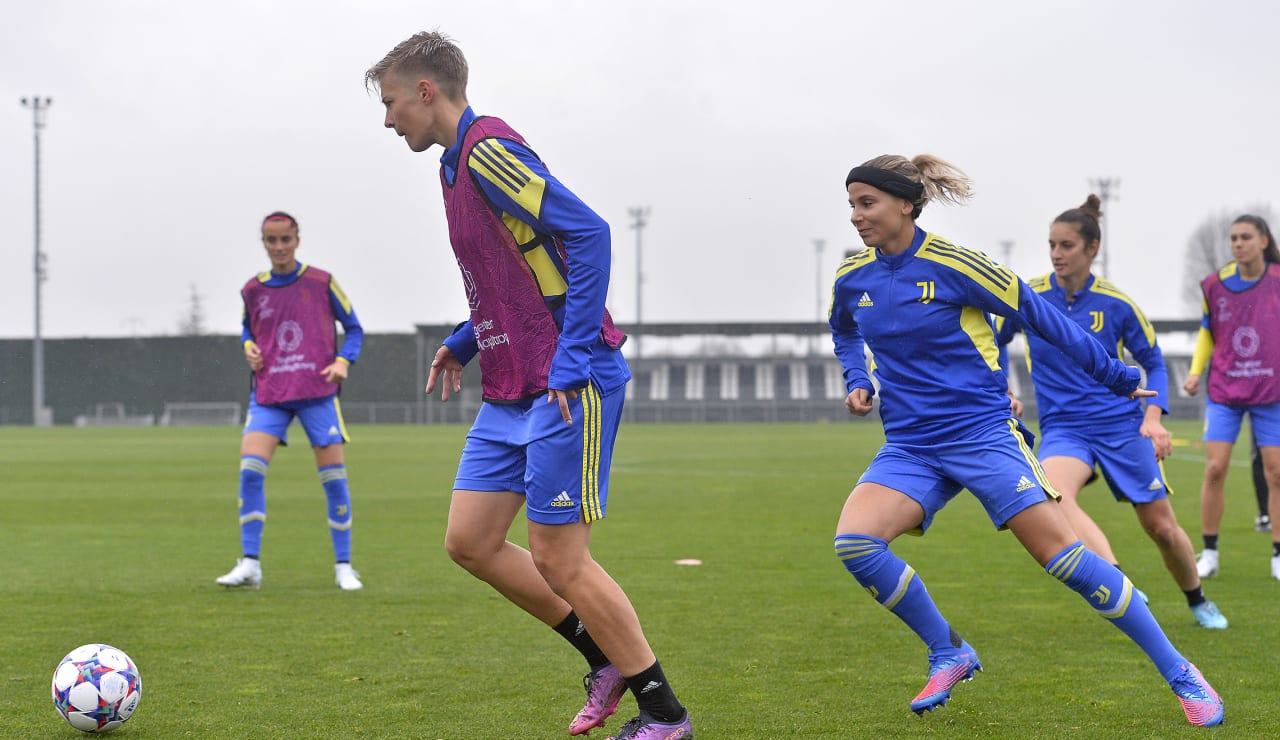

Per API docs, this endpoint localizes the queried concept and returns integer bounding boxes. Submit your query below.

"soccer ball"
[51,644,142,733]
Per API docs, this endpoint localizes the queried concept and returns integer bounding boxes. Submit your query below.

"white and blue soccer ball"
[51,644,142,733]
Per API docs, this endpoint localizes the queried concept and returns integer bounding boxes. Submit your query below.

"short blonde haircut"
[365,31,469,101]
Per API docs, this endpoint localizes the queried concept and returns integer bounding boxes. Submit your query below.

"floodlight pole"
[629,206,649,358]
[813,239,827,355]
[21,96,52,427]
[814,239,826,322]
[1090,177,1120,279]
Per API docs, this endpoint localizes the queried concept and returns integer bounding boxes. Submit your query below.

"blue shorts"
[859,419,1054,533]
[455,383,624,525]
[1203,399,1280,445]
[1038,424,1169,504]
[244,395,349,447]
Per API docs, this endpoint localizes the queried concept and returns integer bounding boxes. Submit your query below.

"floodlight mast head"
[21,96,53,128]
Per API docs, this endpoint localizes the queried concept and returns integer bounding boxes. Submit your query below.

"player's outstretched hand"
[426,345,464,401]
[1128,388,1157,400]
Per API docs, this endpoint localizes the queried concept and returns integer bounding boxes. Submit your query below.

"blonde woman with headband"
[828,154,1222,726]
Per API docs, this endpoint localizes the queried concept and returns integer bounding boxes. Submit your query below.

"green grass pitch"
[0,420,1273,738]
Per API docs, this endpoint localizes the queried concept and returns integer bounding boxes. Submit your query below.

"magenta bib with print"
[1203,263,1280,405]
[243,266,338,405]
[441,115,623,402]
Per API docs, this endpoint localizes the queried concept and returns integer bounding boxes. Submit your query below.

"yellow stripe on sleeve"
[1092,279,1156,345]
[1189,327,1214,376]
[918,235,1019,310]
[470,139,546,219]
[961,306,1001,371]
[501,212,536,245]
[1027,274,1053,293]
[835,249,876,281]
[830,251,876,318]
[523,244,569,297]
[329,277,353,315]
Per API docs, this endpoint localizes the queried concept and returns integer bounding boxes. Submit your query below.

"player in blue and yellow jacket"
[996,195,1225,631]
[829,154,1222,727]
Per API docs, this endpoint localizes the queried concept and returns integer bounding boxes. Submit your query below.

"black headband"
[845,166,924,202]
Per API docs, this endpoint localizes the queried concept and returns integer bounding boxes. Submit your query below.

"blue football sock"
[1045,541,1184,674]
[238,455,268,558]
[835,534,958,654]
[319,465,352,563]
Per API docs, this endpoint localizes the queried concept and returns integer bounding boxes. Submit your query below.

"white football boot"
[335,563,363,591]
[216,558,262,588]
[1195,549,1218,579]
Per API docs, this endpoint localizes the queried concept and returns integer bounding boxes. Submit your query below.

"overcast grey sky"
[3,0,1277,339]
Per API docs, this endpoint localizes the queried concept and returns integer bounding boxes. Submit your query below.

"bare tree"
[1182,205,1276,314]
[178,283,207,335]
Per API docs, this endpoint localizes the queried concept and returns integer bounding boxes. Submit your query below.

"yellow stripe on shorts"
[334,397,351,442]
[580,384,604,522]
[1007,418,1057,499]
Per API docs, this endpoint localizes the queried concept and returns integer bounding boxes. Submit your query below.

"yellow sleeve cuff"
[1188,328,1214,376]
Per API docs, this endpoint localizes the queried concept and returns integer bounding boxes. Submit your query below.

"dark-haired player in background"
[998,195,1226,630]
[216,211,365,591]
[1184,214,1280,581]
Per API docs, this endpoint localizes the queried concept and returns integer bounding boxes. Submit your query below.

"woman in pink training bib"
[215,211,365,591]
[1183,214,1280,581]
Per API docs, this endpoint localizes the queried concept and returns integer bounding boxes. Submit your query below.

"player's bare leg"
[528,520,654,674]
[445,489,573,624]
[529,520,689,737]
[1041,456,1117,561]
[1135,499,1226,628]
[1135,499,1199,589]
[1260,446,1280,579]
[1196,442,1233,577]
